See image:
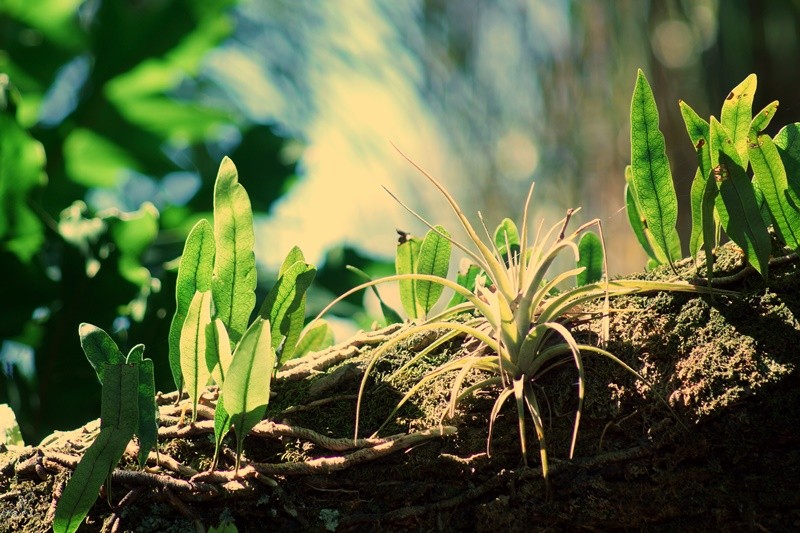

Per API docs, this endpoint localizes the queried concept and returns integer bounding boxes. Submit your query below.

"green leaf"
[0,78,46,263]
[629,69,681,268]
[710,118,771,277]
[53,364,138,533]
[721,74,757,165]
[63,128,140,188]
[168,219,215,393]
[258,257,316,365]
[494,218,520,263]
[212,395,232,470]
[679,101,717,274]
[774,123,800,200]
[448,259,481,307]
[576,232,603,286]
[206,318,232,386]
[623,166,657,263]
[750,100,779,134]
[133,356,157,468]
[212,156,257,345]
[396,236,421,318]
[293,320,335,359]
[222,317,275,473]
[180,290,213,422]
[78,323,125,385]
[414,225,451,316]
[748,131,800,250]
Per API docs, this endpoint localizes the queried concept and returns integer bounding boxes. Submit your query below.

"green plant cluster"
[626,69,800,281]
[53,158,332,532]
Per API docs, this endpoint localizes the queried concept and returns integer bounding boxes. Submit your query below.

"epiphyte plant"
[55,157,334,531]
[53,325,158,533]
[627,69,800,281]
[314,149,726,482]
[166,157,332,472]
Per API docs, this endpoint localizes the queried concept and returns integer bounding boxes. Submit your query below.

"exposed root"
[252,426,457,476]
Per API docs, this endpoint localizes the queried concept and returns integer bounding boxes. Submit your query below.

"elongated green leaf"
[53,364,138,533]
[749,131,800,250]
[494,218,520,263]
[630,69,681,268]
[124,345,158,468]
[751,100,779,134]
[212,157,257,345]
[206,318,232,386]
[180,290,213,422]
[679,101,717,274]
[710,118,771,276]
[222,317,275,472]
[168,218,215,392]
[258,258,316,364]
[448,259,481,307]
[396,236,421,318]
[212,396,232,470]
[721,74,757,164]
[624,167,657,263]
[415,225,451,316]
[279,248,313,357]
[774,123,800,202]
[79,323,125,385]
[294,320,335,359]
[576,232,603,286]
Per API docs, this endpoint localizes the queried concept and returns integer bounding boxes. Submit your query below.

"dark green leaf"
[710,118,771,277]
[748,131,800,250]
[79,323,125,385]
[53,364,138,533]
[576,232,603,286]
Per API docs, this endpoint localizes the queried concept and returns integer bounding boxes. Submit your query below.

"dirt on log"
[1,243,799,532]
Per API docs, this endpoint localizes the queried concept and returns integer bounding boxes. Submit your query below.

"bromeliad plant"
[314,151,724,482]
[626,69,800,282]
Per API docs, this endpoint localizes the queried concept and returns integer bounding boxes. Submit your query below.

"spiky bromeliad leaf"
[212,156,257,345]
[396,235,421,318]
[709,118,771,277]
[53,364,139,533]
[630,69,682,269]
[748,129,800,251]
[180,290,213,422]
[576,231,603,286]
[721,74,757,165]
[168,219,215,393]
[221,317,276,473]
[414,225,451,317]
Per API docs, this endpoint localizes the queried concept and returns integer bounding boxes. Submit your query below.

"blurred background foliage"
[2,0,799,442]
